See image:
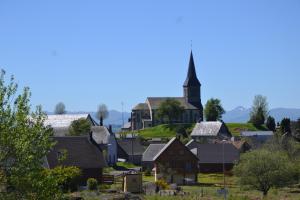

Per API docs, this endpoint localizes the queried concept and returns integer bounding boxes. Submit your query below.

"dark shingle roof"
[47,136,107,169]
[183,51,201,87]
[147,97,198,110]
[186,140,239,164]
[142,144,166,162]
[117,138,145,156]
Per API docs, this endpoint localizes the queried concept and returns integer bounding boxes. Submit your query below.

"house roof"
[153,137,199,161]
[241,131,273,137]
[45,114,96,128]
[132,103,149,110]
[146,97,198,110]
[186,141,239,164]
[117,138,145,156]
[91,126,111,144]
[191,121,224,136]
[183,51,201,87]
[52,126,70,137]
[47,136,107,169]
[142,144,166,162]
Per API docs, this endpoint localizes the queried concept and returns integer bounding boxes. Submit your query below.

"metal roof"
[191,121,224,136]
[44,114,91,128]
[241,131,273,137]
[142,144,166,162]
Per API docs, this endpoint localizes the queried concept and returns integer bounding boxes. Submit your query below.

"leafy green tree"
[0,70,61,199]
[96,104,109,126]
[249,95,269,126]
[45,166,81,192]
[291,118,300,141]
[156,98,185,124]
[280,118,291,135]
[204,98,225,121]
[68,118,91,136]
[54,102,66,114]
[234,149,297,196]
[266,116,276,131]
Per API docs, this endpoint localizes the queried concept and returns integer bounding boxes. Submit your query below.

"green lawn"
[227,123,268,136]
[136,124,194,139]
[115,162,138,169]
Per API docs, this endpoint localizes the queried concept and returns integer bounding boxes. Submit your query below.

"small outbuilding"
[123,173,143,193]
[153,137,199,185]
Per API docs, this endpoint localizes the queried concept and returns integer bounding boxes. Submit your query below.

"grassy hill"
[130,123,268,139]
[227,123,268,136]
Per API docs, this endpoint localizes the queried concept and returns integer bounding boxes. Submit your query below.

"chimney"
[100,116,103,126]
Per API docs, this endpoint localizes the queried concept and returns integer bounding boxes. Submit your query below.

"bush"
[144,169,151,176]
[99,184,111,191]
[87,178,98,191]
[155,179,169,190]
[46,166,81,192]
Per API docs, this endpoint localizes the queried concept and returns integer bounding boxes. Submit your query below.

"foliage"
[280,118,291,135]
[144,169,152,176]
[97,104,109,125]
[68,118,91,136]
[155,179,169,190]
[249,95,269,126]
[0,70,62,199]
[54,102,66,115]
[156,98,185,124]
[87,178,98,191]
[266,116,276,131]
[234,149,298,196]
[115,162,138,169]
[204,98,225,121]
[46,166,81,192]
[99,184,111,191]
[291,118,300,141]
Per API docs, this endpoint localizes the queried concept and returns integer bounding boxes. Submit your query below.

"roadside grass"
[115,162,138,169]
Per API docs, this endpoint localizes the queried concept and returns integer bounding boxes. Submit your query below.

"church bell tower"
[183,51,203,120]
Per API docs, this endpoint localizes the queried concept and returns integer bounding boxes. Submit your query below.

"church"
[131,51,203,130]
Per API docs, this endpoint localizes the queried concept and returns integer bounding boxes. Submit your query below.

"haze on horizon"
[1,0,300,112]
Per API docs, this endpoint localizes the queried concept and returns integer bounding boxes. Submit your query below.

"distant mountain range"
[46,107,300,126]
[223,106,300,123]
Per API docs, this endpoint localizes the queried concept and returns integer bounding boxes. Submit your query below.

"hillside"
[134,123,268,138]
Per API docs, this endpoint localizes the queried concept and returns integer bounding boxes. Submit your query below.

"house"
[44,114,97,136]
[186,140,239,173]
[213,139,251,153]
[117,138,145,165]
[153,137,199,185]
[190,121,232,140]
[142,143,166,170]
[91,125,118,166]
[131,51,203,130]
[241,131,273,142]
[45,136,107,185]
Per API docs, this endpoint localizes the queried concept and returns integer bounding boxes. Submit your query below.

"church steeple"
[183,51,201,87]
[183,51,203,120]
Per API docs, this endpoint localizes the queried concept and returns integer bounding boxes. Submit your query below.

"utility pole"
[222,140,227,200]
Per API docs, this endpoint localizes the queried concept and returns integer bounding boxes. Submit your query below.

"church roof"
[183,51,201,87]
[146,97,198,110]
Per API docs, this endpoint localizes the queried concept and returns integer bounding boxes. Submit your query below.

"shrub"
[99,184,111,191]
[155,179,169,190]
[144,169,151,176]
[87,178,98,191]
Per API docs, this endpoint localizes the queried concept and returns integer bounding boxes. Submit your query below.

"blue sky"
[1,0,300,112]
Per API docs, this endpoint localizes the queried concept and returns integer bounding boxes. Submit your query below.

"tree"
[234,149,297,196]
[156,98,185,124]
[54,102,66,115]
[249,95,268,126]
[280,118,291,135]
[204,98,225,121]
[68,118,91,136]
[0,70,61,199]
[96,104,109,126]
[266,116,276,131]
[291,118,300,141]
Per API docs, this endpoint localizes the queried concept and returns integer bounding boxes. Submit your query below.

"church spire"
[183,51,201,87]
